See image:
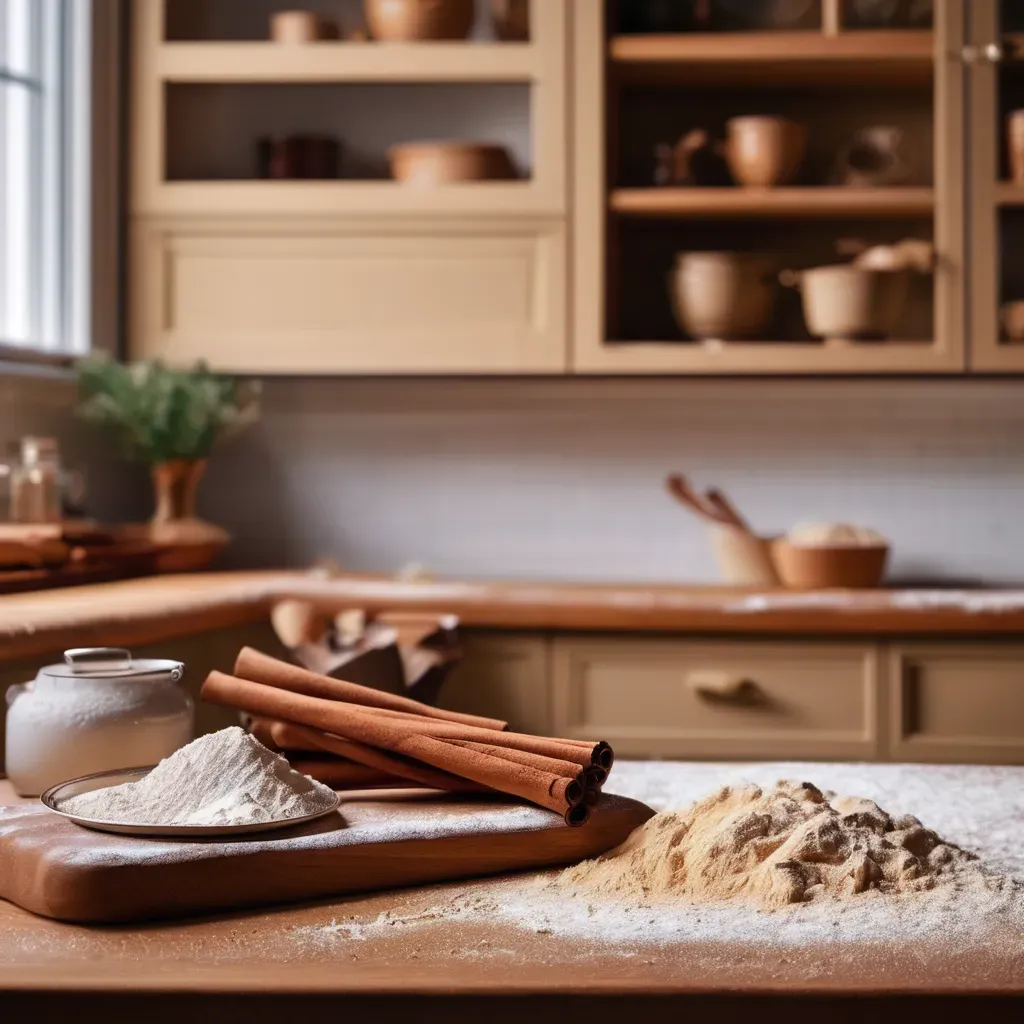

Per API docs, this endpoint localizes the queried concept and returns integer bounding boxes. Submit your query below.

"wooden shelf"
[610,31,934,86]
[156,41,540,84]
[610,187,935,219]
[574,340,957,375]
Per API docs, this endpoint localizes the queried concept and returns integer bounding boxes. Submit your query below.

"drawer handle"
[687,671,760,703]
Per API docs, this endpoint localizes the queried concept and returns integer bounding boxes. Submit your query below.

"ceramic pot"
[269,11,338,41]
[364,0,475,41]
[670,252,776,341]
[1001,300,1024,341]
[388,141,516,182]
[719,117,807,188]
[490,0,529,40]
[781,264,910,342]
[710,525,780,586]
[832,125,912,187]
[149,459,230,570]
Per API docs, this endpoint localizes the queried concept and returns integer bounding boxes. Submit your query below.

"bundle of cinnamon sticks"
[201,648,614,826]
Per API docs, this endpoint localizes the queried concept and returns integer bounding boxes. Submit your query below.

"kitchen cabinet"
[127,1,1024,376]
[886,642,1024,763]
[129,0,568,373]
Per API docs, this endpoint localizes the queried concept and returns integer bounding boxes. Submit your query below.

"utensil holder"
[709,525,780,586]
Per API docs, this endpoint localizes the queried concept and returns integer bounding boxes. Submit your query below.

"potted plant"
[77,357,260,567]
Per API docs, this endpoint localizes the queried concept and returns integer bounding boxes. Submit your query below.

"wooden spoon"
[704,488,749,532]
[665,474,720,524]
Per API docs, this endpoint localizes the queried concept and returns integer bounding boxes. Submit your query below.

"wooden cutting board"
[0,791,653,924]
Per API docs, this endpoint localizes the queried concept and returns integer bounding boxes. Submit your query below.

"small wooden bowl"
[771,540,889,589]
[388,141,517,183]
[364,0,475,41]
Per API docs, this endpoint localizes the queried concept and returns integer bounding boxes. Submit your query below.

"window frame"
[0,0,121,370]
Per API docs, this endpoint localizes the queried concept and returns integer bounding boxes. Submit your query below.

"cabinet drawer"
[552,638,879,760]
[130,216,566,374]
[887,644,1024,763]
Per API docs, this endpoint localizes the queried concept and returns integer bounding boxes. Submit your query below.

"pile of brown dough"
[558,780,983,909]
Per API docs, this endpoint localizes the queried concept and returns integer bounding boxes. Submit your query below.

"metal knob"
[961,44,980,63]
[985,41,1005,63]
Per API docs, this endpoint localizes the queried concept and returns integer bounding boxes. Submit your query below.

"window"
[0,0,102,357]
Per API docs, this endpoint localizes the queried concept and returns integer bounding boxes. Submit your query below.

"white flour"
[58,727,337,826]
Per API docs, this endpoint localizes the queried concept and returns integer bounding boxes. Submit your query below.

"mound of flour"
[557,780,986,908]
[59,727,337,826]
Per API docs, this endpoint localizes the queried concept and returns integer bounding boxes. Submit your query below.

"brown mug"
[719,116,808,188]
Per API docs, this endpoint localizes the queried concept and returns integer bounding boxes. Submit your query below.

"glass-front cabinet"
[969,0,1024,370]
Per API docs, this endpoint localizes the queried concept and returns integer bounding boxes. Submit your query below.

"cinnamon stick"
[270,720,487,794]
[289,760,412,789]
[203,672,589,822]
[235,647,507,731]
[449,739,585,783]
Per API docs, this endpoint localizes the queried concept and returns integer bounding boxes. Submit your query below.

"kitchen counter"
[4,571,1024,662]
[2,762,1023,1020]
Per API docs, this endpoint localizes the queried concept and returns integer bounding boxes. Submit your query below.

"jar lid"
[39,647,184,683]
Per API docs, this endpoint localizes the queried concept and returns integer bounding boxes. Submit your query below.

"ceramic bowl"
[721,116,808,188]
[670,251,776,340]
[710,525,781,586]
[364,0,475,41]
[772,540,889,589]
[388,141,517,183]
[782,264,910,342]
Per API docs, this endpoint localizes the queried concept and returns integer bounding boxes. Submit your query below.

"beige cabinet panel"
[887,643,1024,763]
[130,216,567,373]
[439,632,550,736]
[552,637,880,760]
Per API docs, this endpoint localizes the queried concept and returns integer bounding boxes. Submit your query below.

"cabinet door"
[552,637,881,760]
[887,643,1024,762]
[571,0,966,375]
[968,1,1024,369]
[439,632,551,735]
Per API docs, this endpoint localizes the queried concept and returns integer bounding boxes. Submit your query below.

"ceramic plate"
[40,765,341,838]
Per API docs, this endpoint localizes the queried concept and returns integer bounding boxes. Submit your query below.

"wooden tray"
[0,791,653,924]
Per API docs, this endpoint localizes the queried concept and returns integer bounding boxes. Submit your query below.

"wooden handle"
[665,474,719,523]
[686,671,758,702]
[704,488,748,531]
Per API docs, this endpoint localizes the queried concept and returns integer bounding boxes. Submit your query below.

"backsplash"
[197,377,1024,585]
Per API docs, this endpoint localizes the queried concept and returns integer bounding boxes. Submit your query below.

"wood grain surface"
[0,789,653,923]
[4,571,1024,663]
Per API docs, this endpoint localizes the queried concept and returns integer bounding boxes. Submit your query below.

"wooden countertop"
[2,762,1022,1020]
[4,571,1024,661]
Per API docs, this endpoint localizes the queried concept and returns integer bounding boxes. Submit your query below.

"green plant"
[77,357,261,465]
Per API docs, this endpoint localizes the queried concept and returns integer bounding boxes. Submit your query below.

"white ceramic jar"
[5,647,193,796]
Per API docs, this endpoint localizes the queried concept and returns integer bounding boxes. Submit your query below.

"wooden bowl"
[364,0,475,41]
[388,141,517,183]
[771,540,889,589]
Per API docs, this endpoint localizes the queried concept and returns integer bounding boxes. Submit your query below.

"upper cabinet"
[129,0,569,374]
[572,0,965,374]
[968,0,1024,370]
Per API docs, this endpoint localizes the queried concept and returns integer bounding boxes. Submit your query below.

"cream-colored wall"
[198,375,1024,585]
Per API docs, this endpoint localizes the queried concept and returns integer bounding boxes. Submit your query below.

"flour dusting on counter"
[58,727,337,826]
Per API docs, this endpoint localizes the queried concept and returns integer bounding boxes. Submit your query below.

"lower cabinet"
[450,632,1024,765]
[550,636,881,761]
[886,642,1024,764]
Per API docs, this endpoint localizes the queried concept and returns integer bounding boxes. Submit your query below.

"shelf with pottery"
[609,187,935,219]
[609,30,934,86]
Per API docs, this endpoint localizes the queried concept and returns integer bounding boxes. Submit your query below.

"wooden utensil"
[705,488,749,531]
[0,793,653,923]
[665,474,719,523]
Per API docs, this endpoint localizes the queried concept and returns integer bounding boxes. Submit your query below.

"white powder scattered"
[294,762,1024,953]
[58,727,337,827]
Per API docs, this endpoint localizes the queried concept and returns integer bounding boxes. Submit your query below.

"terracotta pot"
[388,141,517,183]
[669,252,776,341]
[490,0,529,40]
[720,116,807,188]
[149,459,230,571]
[772,539,889,589]
[781,264,910,342]
[364,0,475,41]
